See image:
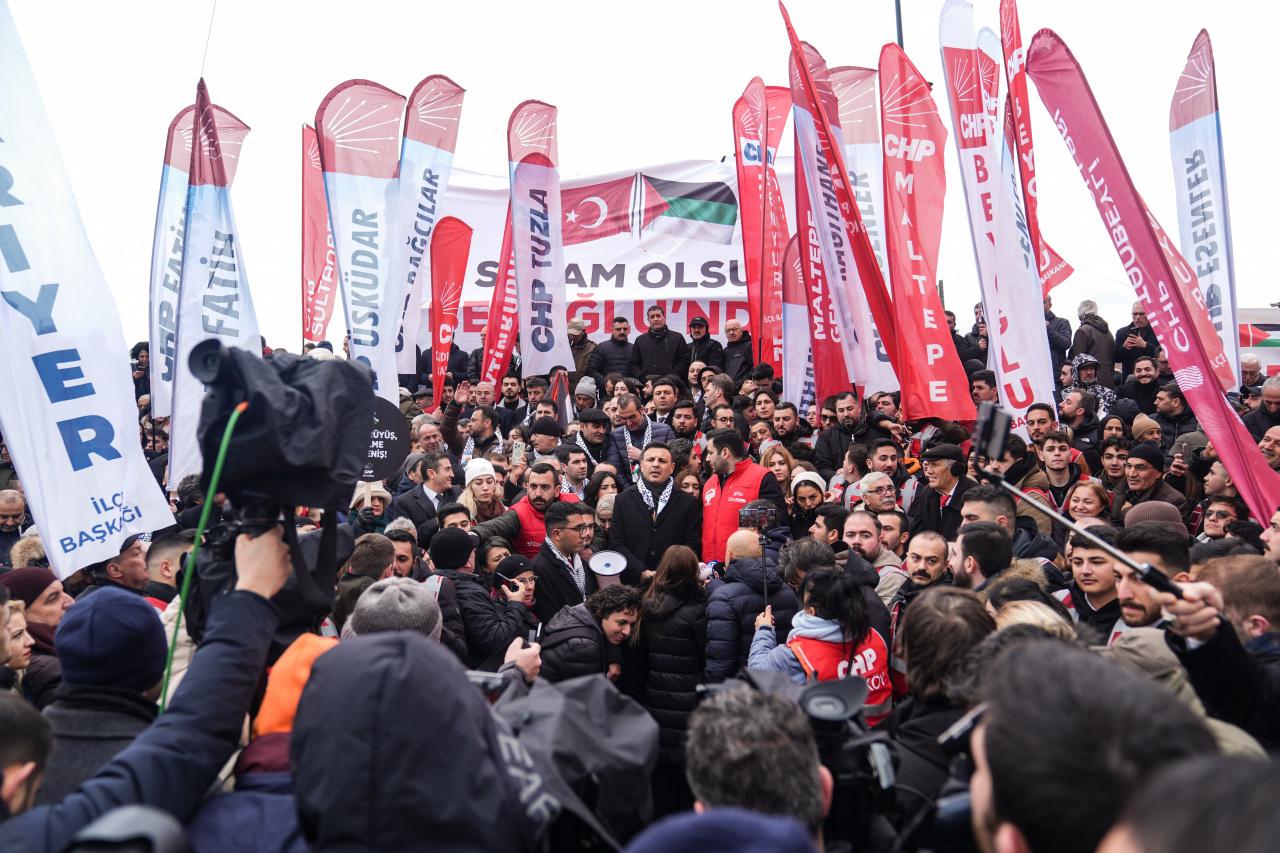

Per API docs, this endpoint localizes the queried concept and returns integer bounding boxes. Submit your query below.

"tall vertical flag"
[429,217,472,405]
[1170,31,1239,386]
[168,79,264,487]
[780,5,901,396]
[732,79,789,374]
[829,66,893,290]
[0,0,174,576]
[781,235,817,416]
[150,104,249,418]
[479,206,518,384]
[789,42,897,396]
[507,101,574,376]
[394,75,465,372]
[301,124,337,345]
[999,0,1072,293]
[879,44,976,423]
[940,0,1052,432]
[315,80,406,402]
[1025,29,1280,523]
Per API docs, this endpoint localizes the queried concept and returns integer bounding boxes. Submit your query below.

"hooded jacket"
[1065,353,1117,416]
[291,633,536,852]
[539,603,610,682]
[703,557,799,682]
[688,334,725,371]
[722,332,755,384]
[637,584,708,764]
[1070,314,1116,387]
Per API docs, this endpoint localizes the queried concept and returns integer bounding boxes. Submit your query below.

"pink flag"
[479,207,518,384]
[301,125,336,345]
[429,217,472,405]
[1026,29,1280,522]
[879,43,976,423]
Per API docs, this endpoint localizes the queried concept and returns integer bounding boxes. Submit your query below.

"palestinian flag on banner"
[1240,322,1280,348]
[639,174,738,244]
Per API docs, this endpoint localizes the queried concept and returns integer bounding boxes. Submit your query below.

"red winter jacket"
[701,460,769,563]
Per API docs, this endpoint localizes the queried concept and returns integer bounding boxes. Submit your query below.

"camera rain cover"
[196,346,376,508]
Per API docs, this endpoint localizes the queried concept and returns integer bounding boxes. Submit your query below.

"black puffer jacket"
[722,334,754,384]
[637,585,708,764]
[588,337,634,380]
[629,327,691,380]
[540,603,609,682]
[689,335,725,371]
[438,569,537,669]
[704,557,799,683]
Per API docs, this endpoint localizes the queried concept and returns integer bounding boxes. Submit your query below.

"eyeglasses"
[556,523,596,535]
[1205,510,1237,520]
[867,486,896,495]
[820,414,836,423]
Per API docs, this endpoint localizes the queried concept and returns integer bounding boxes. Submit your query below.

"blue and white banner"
[316,79,407,403]
[0,1,173,577]
[148,102,249,418]
[168,80,263,487]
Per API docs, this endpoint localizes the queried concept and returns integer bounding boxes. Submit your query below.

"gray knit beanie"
[348,577,442,641]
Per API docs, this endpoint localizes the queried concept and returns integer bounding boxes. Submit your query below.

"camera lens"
[804,694,850,721]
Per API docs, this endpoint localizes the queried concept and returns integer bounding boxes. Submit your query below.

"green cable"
[158,400,249,712]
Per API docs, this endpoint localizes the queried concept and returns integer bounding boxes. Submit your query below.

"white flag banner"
[0,2,173,577]
[168,80,264,488]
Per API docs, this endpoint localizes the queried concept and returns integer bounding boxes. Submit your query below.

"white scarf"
[545,535,586,594]
[462,431,503,465]
[575,431,602,468]
[560,474,585,499]
[639,476,674,520]
[622,417,653,480]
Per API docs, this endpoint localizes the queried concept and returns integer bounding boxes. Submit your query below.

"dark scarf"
[53,682,158,722]
[648,326,669,340]
[26,620,58,656]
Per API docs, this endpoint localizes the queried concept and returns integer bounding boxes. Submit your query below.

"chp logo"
[703,486,717,506]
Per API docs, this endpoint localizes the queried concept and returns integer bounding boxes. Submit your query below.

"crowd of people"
[1,296,1279,852]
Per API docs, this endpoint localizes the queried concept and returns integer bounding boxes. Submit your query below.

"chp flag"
[0,0,174,576]
[316,80,406,403]
[168,80,265,488]
[429,217,472,406]
[1170,30,1239,386]
[1025,28,1280,523]
[150,103,250,419]
[781,235,817,417]
[879,43,975,423]
[393,75,465,369]
[478,204,518,384]
[301,124,337,345]
[507,100,574,376]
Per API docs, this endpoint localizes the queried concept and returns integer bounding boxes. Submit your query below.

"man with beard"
[1113,301,1161,380]
[906,444,976,540]
[565,319,597,387]
[1110,442,1189,524]
[1153,383,1200,453]
[1064,354,1116,418]
[605,394,676,489]
[588,315,634,380]
[844,509,908,606]
[495,375,526,433]
[1259,425,1280,471]
[888,531,952,634]
[555,445,591,500]
[1111,522,1188,640]
[814,390,898,482]
[1058,389,1102,470]
[473,463,580,559]
[772,402,810,449]
[630,305,690,381]
[701,429,786,564]
[686,315,724,370]
[970,370,1000,406]
[444,405,504,466]
[1024,403,1057,445]
[1054,528,1124,643]
[878,510,909,559]
[607,442,701,584]
[721,318,753,384]
[670,399,706,467]
[1116,355,1160,415]
[0,490,28,566]
[570,408,610,475]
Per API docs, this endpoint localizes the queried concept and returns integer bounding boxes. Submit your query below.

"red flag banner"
[879,44,976,423]
[1025,29,1280,522]
[479,206,518,384]
[780,5,900,389]
[999,0,1072,293]
[430,216,473,404]
[301,125,336,345]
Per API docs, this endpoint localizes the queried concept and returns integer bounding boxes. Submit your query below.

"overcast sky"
[11,0,1275,347]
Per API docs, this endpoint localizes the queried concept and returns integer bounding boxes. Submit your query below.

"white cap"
[465,457,496,487]
[790,471,827,495]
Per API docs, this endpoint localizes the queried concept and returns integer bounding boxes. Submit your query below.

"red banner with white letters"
[879,43,976,422]
[1025,28,1280,523]
[430,216,473,403]
[301,124,336,344]
[479,207,518,384]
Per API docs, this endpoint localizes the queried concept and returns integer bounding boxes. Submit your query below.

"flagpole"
[894,0,904,48]
[758,99,770,365]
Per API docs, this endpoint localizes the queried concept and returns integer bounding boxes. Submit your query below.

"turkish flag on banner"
[561,176,633,245]
[879,44,975,423]
[430,217,473,405]
[1025,28,1280,523]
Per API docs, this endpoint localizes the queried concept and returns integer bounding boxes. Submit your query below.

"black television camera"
[738,503,780,534]
[180,341,376,656]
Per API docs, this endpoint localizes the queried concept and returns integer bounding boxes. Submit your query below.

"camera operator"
[0,526,292,852]
[704,530,798,683]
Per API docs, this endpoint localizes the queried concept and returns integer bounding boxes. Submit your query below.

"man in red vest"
[473,462,579,558]
[701,429,787,564]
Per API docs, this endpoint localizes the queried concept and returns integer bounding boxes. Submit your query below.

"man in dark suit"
[606,441,702,585]
[530,501,599,624]
[905,443,976,541]
[386,451,460,531]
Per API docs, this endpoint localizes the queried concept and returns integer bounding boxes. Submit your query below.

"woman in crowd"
[595,493,616,542]
[675,468,703,497]
[0,567,73,708]
[583,469,620,509]
[633,545,708,817]
[491,554,537,611]
[459,459,506,524]
[477,537,513,581]
[789,472,827,537]
[760,444,796,498]
[5,601,33,695]
[1058,480,1114,547]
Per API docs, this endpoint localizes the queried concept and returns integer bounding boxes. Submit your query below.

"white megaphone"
[591,550,628,587]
